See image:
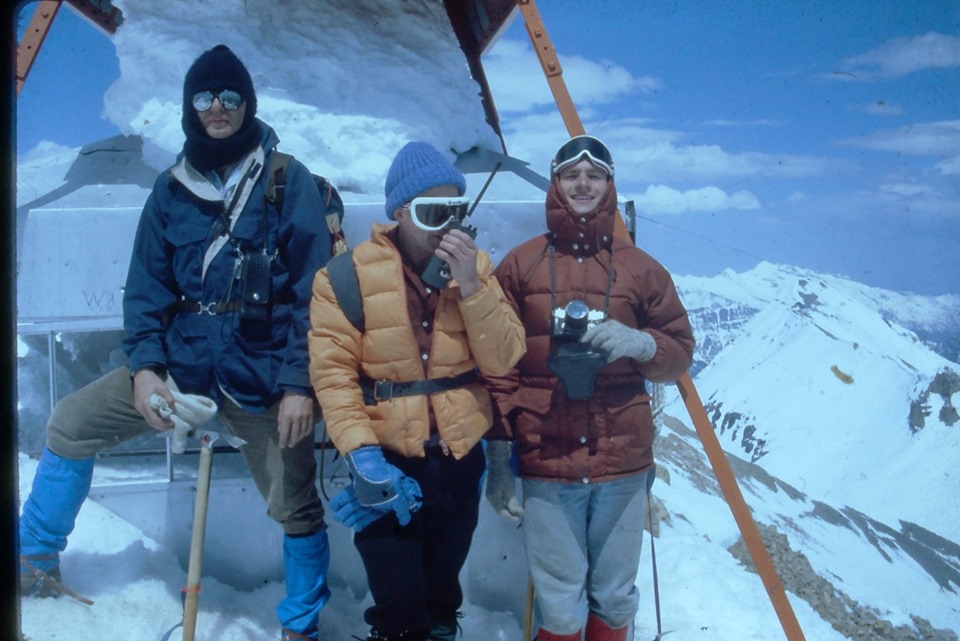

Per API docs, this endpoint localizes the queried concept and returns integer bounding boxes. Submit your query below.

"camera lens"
[563,300,590,331]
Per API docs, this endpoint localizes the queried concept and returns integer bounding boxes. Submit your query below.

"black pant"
[354,443,485,637]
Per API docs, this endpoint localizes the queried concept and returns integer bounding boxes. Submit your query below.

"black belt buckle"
[372,380,395,402]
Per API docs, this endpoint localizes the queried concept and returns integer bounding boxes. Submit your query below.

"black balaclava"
[181,44,260,173]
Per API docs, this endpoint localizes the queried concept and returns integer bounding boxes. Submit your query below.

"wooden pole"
[182,438,214,641]
[522,574,535,641]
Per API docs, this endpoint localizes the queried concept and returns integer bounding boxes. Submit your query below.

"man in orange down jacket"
[483,135,695,641]
[308,141,526,641]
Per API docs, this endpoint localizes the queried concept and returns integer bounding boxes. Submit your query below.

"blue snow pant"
[18,366,330,636]
[353,442,485,638]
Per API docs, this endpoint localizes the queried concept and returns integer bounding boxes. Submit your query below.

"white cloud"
[831,32,960,80]
[17,140,78,162]
[855,100,904,116]
[482,39,659,113]
[808,183,960,218]
[879,182,932,197]
[616,142,845,184]
[496,115,847,193]
[936,156,960,176]
[842,120,960,156]
[704,119,784,127]
[631,184,761,215]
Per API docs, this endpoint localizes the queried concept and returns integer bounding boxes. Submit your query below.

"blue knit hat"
[384,142,467,219]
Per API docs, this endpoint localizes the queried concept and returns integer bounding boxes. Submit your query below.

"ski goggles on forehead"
[192,89,244,112]
[552,135,615,177]
[404,196,471,231]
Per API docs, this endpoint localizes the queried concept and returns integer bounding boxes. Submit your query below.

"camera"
[550,300,605,340]
[547,300,607,400]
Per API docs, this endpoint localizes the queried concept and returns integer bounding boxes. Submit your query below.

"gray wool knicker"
[520,471,652,634]
[46,366,325,535]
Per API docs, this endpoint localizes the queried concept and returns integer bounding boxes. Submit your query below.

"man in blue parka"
[18,44,333,641]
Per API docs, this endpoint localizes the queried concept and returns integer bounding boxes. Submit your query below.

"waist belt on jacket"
[162,299,242,327]
[175,300,243,315]
[169,293,296,318]
[360,368,480,405]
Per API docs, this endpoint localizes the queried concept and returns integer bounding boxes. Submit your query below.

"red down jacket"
[486,178,695,483]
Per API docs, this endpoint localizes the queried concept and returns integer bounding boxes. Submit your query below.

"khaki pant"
[47,366,325,535]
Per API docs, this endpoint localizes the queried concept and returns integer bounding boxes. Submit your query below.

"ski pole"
[522,574,534,641]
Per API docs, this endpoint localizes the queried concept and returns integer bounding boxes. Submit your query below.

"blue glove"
[345,446,422,526]
[329,485,384,532]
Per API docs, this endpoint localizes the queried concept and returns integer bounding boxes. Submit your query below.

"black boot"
[365,628,429,641]
[427,621,459,641]
[428,612,462,641]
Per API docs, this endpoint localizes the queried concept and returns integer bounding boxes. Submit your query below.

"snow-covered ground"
[17,444,855,641]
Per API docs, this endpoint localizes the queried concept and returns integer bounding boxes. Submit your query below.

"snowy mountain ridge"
[667,261,960,543]
[676,261,960,369]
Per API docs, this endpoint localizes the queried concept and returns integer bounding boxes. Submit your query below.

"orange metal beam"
[16,0,64,96]
[517,1,807,638]
[677,372,807,640]
[516,0,583,137]
[517,0,629,239]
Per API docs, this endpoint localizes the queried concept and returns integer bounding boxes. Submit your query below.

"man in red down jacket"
[484,135,695,641]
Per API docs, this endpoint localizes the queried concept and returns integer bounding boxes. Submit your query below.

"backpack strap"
[326,250,365,333]
[265,151,292,209]
[266,151,348,256]
[318,175,349,256]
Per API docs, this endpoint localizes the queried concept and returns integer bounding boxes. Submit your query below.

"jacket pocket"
[513,386,554,415]
[221,330,285,400]
[163,221,209,283]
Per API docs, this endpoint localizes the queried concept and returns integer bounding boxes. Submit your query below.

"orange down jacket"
[308,223,526,460]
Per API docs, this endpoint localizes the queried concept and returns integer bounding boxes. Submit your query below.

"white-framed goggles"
[551,135,615,177]
[404,196,471,232]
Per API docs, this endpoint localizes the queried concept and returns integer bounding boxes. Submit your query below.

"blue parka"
[122,120,333,412]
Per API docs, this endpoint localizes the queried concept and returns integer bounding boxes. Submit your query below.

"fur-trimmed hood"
[545,176,618,257]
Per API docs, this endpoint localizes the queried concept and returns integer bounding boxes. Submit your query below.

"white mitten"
[149,379,217,454]
[485,441,523,523]
[581,319,657,363]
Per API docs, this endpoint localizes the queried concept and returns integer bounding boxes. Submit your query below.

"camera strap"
[548,240,614,316]
[214,160,269,254]
[203,156,267,281]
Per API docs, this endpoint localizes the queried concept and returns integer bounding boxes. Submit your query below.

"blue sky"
[14,1,960,295]
[481,1,960,295]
